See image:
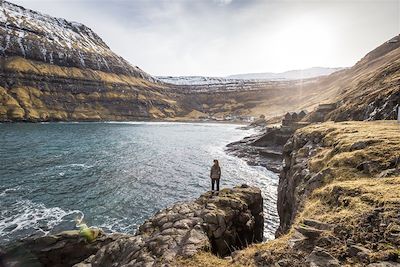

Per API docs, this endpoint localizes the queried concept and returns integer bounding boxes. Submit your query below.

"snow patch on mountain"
[157,76,247,85]
[157,67,344,86]
[0,0,156,80]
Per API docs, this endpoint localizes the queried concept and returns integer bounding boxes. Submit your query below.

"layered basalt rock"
[0,1,181,122]
[0,56,180,122]
[1,185,263,267]
[1,0,399,123]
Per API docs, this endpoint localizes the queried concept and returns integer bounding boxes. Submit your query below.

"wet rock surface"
[227,126,295,173]
[1,185,263,267]
[0,230,123,267]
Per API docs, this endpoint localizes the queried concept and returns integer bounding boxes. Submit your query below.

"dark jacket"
[210,165,221,179]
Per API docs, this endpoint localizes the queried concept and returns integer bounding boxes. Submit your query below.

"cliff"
[226,121,400,266]
[1,0,399,123]
[0,0,181,122]
[1,185,263,267]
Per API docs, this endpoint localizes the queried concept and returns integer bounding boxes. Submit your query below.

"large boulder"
[0,230,123,267]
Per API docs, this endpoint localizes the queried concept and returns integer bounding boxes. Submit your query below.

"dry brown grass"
[3,56,164,88]
[177,121,400,266]
[173,252,235,267]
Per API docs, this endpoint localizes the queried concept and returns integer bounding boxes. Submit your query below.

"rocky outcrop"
[227,126,298,173]
[1,185,263,267]
[0,230,124,267]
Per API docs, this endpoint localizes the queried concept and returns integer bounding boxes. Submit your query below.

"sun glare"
[271,17,334,70]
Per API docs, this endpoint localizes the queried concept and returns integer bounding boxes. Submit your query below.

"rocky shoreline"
[1,185,263,267]
[2,121,400,267]
[226,125,296,174]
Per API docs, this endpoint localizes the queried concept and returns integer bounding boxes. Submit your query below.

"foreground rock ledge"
[1,185,263,267]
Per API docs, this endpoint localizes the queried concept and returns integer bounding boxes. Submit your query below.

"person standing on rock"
[210,159,221,193]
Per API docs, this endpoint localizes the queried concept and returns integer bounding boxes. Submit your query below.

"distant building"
[298,110,308,119]
[282,112,301,126]
[310,103,337,122]
[316,103,336,111]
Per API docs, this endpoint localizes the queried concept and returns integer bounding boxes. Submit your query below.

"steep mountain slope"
[323,36,400,121]
[0,0,398,123]
[175,35,400,121]
[0,0,153,79]
[0,0,179,122]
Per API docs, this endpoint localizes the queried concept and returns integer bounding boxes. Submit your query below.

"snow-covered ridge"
[157,67,344,86]
[0,1,109,52]
[157,76,249,85]
[0,0,154,80]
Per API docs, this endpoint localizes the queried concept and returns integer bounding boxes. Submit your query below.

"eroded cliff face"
[1,185,263,267]
[277,122,400,238]
[0,1,181,122]
[227,121,400,266]
[0,56,181,121]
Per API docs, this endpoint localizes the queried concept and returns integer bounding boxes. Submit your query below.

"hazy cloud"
[214,0,233,6]
[10,0,400,76]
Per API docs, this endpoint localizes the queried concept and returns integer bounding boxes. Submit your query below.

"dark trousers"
[211,179,220,191]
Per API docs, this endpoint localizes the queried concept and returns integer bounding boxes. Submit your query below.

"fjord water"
[0,122,278,245]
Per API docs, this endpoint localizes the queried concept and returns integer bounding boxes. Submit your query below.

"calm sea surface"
[0,122,279,245]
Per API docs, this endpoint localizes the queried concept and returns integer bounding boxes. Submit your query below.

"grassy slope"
[175,121,400,266]
[2,36,398,122]
[0,57,180,121]
[326,46,400,120]
[180,35,400,121]
[3,57,162,87]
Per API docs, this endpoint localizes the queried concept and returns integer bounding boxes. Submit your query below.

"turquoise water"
[0,122,279,245]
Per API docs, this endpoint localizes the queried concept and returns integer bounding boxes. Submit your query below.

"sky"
[10,0,400,76]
